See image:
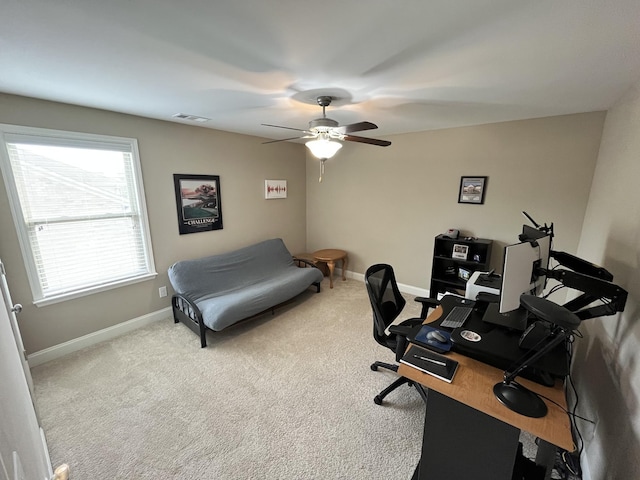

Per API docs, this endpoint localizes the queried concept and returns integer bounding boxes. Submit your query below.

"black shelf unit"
[429,235,493,299]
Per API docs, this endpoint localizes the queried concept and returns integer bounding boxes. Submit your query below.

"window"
[0,125,157,306]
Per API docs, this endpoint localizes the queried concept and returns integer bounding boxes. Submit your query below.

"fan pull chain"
[319,158,326,183]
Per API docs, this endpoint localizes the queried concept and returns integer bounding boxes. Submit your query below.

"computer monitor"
[499,233,551,313]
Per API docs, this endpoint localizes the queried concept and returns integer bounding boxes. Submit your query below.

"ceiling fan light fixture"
[305,136,342,159]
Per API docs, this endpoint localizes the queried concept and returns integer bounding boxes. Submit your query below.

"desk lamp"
[493,295,580,418]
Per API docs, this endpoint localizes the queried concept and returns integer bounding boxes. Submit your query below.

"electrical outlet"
[159,286,167,298]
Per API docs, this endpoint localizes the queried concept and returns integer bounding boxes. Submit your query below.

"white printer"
[465,271,502,301]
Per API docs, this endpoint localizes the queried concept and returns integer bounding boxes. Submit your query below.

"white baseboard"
[28,271,427,367]
[28,307,172,367]
[341,269,430,297]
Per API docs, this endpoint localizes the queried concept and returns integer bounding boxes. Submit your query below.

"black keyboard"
[440,306,473,329]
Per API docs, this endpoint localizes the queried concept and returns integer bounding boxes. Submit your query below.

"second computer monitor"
[499,234,551,313]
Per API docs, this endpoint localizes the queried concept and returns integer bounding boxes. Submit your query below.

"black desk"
[399,297,574,480]
[443,295,570,381]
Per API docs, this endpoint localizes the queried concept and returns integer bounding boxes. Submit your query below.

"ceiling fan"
[262,95,391,181]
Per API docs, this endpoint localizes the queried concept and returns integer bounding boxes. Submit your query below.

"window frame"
[0,124,157,306]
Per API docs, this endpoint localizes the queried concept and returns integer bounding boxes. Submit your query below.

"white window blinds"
[0,125,156,305]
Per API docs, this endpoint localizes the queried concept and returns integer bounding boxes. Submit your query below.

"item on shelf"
[445,266,457,276]
[429,235,493,299]
[458,267,471,281]
[452,244,469,260]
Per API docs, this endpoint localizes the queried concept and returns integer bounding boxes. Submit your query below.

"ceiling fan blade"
[261,123,309,133]
[343,135,391,147]
[333,121,378,134]
[262,136,307,144]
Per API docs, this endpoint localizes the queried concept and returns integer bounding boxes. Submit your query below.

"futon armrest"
[172,293,203,322]
[292,257,320,269]
[414,296,440,319]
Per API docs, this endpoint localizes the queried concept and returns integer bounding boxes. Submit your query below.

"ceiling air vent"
[172,113,210,123]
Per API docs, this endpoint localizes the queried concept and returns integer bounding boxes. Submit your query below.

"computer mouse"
[427,330,447,343]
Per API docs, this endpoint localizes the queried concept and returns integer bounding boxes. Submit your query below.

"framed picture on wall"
[265,179,287,199]
[458,176,487,204]
[173,174,223,235]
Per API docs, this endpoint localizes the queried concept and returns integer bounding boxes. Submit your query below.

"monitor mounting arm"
[521,211,627,320]
[540,251,627,320]
[494,295,580,418]
[522,211,554,237]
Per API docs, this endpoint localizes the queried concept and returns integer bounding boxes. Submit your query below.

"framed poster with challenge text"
[173,174,223,235]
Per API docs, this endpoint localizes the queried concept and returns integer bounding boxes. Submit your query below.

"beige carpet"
[32,277,542,479]
[32,278,428,479]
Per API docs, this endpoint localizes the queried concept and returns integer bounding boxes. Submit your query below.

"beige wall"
[5,90,637,476]
[0,93,609,359]
[0,94,307,353]
[572,79,640,479]
[306,112,606,289]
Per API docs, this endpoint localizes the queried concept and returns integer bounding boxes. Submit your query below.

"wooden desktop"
[398,302,574,480]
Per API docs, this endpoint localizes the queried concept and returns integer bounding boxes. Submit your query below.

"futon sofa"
[168,238,324,347]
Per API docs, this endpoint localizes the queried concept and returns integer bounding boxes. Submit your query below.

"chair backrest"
[365,264,406,346]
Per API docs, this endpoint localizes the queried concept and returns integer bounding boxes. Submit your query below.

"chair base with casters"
[370,316,432,405]
[370,360,429,405]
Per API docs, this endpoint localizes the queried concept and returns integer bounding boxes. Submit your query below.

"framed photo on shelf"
[173,174,223,235]
[458,267,471,282]
[458,176,487,204]
[452,244,469,260]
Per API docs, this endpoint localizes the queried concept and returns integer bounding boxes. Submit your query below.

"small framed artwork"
[452,244,469,260]
[173,174,223,235]
[458,176,487,204]
[265,179,287,199]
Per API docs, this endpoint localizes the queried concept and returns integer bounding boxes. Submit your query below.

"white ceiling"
[2,1,640,143]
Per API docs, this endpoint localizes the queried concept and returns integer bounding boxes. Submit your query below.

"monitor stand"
[493,382,547,417]
[482,303,528,332]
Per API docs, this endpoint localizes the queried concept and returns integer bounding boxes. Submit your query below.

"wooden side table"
[312,249,348,289]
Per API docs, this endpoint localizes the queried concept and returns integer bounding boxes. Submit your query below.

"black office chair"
[365,263,440,405]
